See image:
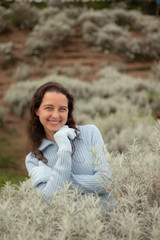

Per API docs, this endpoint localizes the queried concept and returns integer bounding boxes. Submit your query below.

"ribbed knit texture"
[25,124,113,202]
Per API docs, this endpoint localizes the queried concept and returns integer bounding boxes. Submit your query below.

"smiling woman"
[35,91,69,141]
[25,81,114,210]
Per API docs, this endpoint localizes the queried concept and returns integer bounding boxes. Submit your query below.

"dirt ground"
[0,26,154,173]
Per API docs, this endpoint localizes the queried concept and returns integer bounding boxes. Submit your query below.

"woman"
[25,81,114,209]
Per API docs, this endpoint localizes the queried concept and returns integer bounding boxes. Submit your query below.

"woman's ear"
[35,110,39,116]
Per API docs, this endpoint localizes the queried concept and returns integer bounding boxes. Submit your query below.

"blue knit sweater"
[25,124,113,204]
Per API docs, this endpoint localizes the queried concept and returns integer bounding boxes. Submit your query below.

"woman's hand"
[29,161,53,187]
[54,125,76,153]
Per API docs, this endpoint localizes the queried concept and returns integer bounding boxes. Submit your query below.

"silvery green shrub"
[64,6,82,19]
[48,0,63,8]
[96,66,160,115]
[78,9,114,27]
[125,38,142,60]
[105,125,160,239]
[3,74,93,117]
[126,31,160,60]
[27,19,72,56]
[0,42,16,69]
[52,63,91,79]
[140,15,160,35]
[95,23,128,52]
[39,7,60,24]
[75,95,130,124]
[110,1,127,9]
[82,21,98,45]
[51,12,75,27]
[39,7,81,26]
[79,8,160,60]
[94,110,155,152]
[4,66,160,118]
[1,123,160,239]
[10,2,39,30]
[0,6,11,34]
[0,181,105,240]
[151,61,160,81]
[12,63,33,81]
[141,32,160,60]
[111,9,142,31]
[0,42,13,55]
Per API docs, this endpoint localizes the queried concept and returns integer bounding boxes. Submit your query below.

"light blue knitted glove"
[54,125,76,153]
[29,161,53,187]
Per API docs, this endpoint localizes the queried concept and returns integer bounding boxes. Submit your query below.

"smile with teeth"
[49,120,60,125]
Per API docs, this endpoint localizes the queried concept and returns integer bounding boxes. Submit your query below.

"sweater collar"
[39,138,55,151]
[39,125,80,151]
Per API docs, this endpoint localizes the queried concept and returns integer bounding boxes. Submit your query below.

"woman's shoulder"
[77,124,97,130]
[76,124,100,136]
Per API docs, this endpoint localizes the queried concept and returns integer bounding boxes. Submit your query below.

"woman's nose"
[51,110,60,118]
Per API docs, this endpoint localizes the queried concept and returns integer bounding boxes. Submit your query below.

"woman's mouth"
[48,120,60,126]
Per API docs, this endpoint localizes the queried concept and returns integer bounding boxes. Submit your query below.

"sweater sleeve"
[25,150,72,201]
[70,125,112,194]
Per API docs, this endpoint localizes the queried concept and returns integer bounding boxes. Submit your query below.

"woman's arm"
[26,150,72,201]
[25,126,76,201]
[70,125,113,194]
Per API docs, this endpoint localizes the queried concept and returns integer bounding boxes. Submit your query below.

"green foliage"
[0,6,11,33]
[0,136,18,169]
[0,105,8,127]
[10,2,39,30]
[0,172,27,190]
[31,1,48,9]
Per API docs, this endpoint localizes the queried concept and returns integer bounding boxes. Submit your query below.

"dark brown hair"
[27,81,77,162]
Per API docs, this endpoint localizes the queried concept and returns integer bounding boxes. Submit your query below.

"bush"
[0,6,11,34]
[4,66,160,119]
[1,122,160,239]
[111,8,142,30]
[0,42,16,69]
[12,63,33,81]
[95,23,128,52]
[151,61,160,81]
[10,2,39,30]
[94,110,155,153]
[38,6,59,24]
[0,181,105,240]
[3,74,93,117]
[52,63,91,79]
[27,19,73,56]
[48,0,63,8]
[79,8,160,60]
[78,9,114,27]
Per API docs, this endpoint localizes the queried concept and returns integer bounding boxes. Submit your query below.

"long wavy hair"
[27,81,77,162]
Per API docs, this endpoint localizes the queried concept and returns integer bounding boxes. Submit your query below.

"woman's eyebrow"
[60,106,68,108]
[43,104,68,108]
[43,104,53,107]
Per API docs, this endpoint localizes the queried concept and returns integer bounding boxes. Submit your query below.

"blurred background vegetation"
[0,0,160,189]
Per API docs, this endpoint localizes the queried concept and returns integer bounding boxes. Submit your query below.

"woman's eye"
[45,107,52,110]
[60,108,67,112]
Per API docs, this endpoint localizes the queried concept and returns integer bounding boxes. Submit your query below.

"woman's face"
[36,91,69,141]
